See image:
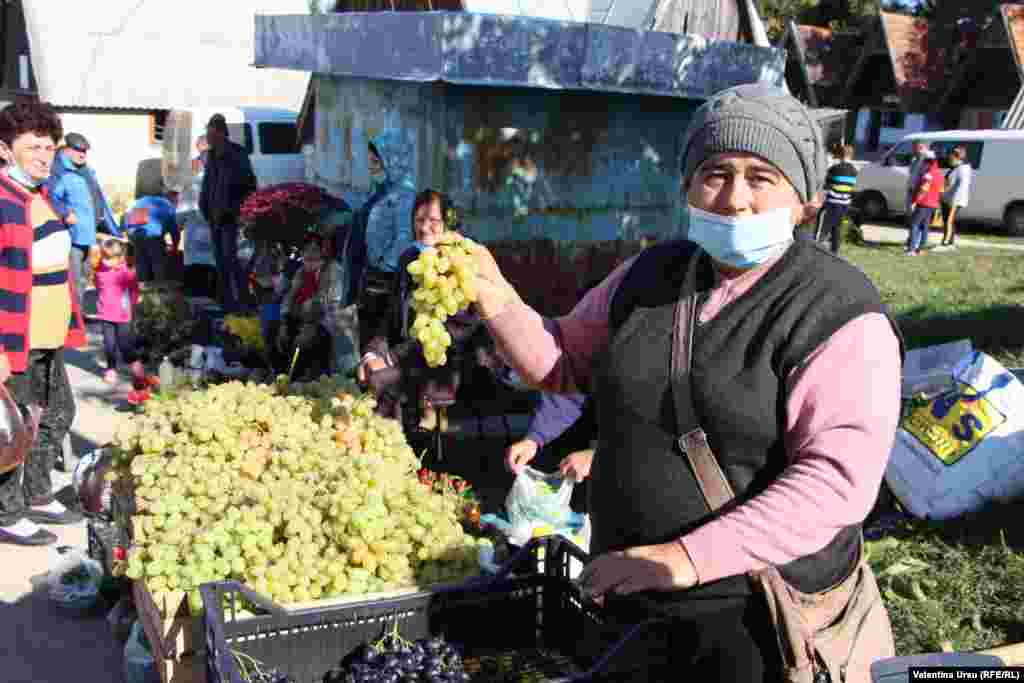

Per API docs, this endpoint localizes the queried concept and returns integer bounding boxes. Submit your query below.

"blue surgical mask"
[369,170,387,186]
[6,165,41,189]
[686,205,794,269]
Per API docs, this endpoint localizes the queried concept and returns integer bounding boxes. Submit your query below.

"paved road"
[0,328,131,683]
[859,222,1024,251]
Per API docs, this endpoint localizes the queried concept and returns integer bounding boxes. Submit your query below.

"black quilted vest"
[589,240,903,612]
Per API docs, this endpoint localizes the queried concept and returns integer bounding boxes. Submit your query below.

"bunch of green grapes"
[112,379,488,616]
[405,236,479,368]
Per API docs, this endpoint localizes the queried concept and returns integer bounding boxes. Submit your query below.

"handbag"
[669,253,895,683]
[0,385,41,475]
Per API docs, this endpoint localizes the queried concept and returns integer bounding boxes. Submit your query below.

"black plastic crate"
[201,537,659,683]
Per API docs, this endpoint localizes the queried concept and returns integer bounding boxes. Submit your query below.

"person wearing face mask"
[0,99,87,546]
[358,190,483,430]
[452,84,903,680]
[345,132,417,354]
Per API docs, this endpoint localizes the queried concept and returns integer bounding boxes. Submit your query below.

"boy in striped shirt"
[816,144,858,254]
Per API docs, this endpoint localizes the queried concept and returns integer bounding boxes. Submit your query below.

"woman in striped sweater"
[0,100,86,546]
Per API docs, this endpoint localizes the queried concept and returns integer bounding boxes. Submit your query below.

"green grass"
[843,242,1024,368]
[841,241,1024,655]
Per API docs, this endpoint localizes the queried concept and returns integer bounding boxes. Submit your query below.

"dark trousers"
[99,320,139,368]
[816,203,849,254]
[184,264,218,299]
[69,244,92,313]
[131,232,168,283]
[909,206,936,252]
[0,350,75,525]
[211,223,247,313]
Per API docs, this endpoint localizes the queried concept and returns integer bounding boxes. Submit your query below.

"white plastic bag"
[182,212,216,268]
[47,550,103,607]
[902,339,974,398]
[886,350,1024,520]
[505,466,575,541]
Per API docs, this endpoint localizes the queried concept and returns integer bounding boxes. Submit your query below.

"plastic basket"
[201,537,662,683]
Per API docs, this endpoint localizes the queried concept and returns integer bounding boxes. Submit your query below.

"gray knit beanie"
[680,84,826,203]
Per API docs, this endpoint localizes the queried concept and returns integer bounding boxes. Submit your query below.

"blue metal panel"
[254,12,786,98]
[441,13,587,89]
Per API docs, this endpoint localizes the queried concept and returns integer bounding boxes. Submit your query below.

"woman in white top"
[940,145,972,249]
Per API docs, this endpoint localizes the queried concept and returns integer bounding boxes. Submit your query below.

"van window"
[226,123,254,155]
[258,122,300,155]
[930,141,985,170]
[885,141,915,167]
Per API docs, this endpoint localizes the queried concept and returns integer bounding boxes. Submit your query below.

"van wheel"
[1005,203,1024,237]
[856,192,887,222]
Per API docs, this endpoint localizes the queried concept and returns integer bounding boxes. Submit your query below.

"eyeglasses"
[416,217,444,228]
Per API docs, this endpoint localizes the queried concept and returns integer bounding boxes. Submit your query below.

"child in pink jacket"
[94,238,145,385]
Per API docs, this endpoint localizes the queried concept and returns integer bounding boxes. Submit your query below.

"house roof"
[330,0,766,41]
[1002,3,1024,76]
[879,10,946,93]
[255,11,785,100]
[21,0,310,111]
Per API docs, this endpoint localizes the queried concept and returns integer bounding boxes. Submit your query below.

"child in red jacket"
[907,155,943,256]
[94,238,145,386]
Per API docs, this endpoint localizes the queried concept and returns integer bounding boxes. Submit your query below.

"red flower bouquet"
[239,182,337,244]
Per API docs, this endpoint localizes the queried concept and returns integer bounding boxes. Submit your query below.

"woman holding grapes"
[456,85,903,680]
[357,190,484,430]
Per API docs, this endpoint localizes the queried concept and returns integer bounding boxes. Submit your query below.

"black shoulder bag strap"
[669,249,736,512]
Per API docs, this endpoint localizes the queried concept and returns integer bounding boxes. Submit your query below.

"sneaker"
[24,506,83,525]
[0,526,57,546]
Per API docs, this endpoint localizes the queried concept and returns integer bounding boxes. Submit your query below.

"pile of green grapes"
[112,377,489,617]
[406,236,478,368]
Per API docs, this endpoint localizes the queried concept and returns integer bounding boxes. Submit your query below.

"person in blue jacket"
[345,129,417,352]
[121,191,181,284]
[49,132,120,312]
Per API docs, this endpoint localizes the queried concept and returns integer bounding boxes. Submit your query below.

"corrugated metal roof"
[255,11,785,99]
[22,0,310,111]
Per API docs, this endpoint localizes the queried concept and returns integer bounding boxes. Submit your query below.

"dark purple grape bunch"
[253,669,294,683]
[234,651,295,683]
[324,634,471,683]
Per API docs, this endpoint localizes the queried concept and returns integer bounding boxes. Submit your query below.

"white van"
[854,129,1024,236]
[162,106,305,190]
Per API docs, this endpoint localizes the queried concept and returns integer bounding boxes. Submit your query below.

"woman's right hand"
[439,235,521,320]
[505,438,539,474]
[357,354,388,384]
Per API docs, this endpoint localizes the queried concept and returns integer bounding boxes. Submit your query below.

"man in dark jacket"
[199,114,257,313]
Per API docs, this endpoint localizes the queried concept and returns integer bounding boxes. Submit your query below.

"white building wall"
[57,111,162,213]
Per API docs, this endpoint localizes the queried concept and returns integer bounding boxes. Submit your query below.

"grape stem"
[232,650,267,681]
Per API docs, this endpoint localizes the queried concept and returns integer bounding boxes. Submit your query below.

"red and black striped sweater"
[0,173,86,373]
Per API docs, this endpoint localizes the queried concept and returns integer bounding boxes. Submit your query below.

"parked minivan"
[854,129,1024,236]
[160,106,305,191]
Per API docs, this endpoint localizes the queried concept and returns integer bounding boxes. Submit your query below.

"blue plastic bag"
[124,620,160,683]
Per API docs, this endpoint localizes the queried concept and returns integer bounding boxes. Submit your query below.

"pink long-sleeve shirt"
[486,250,902,586]
[94,261,140,324]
